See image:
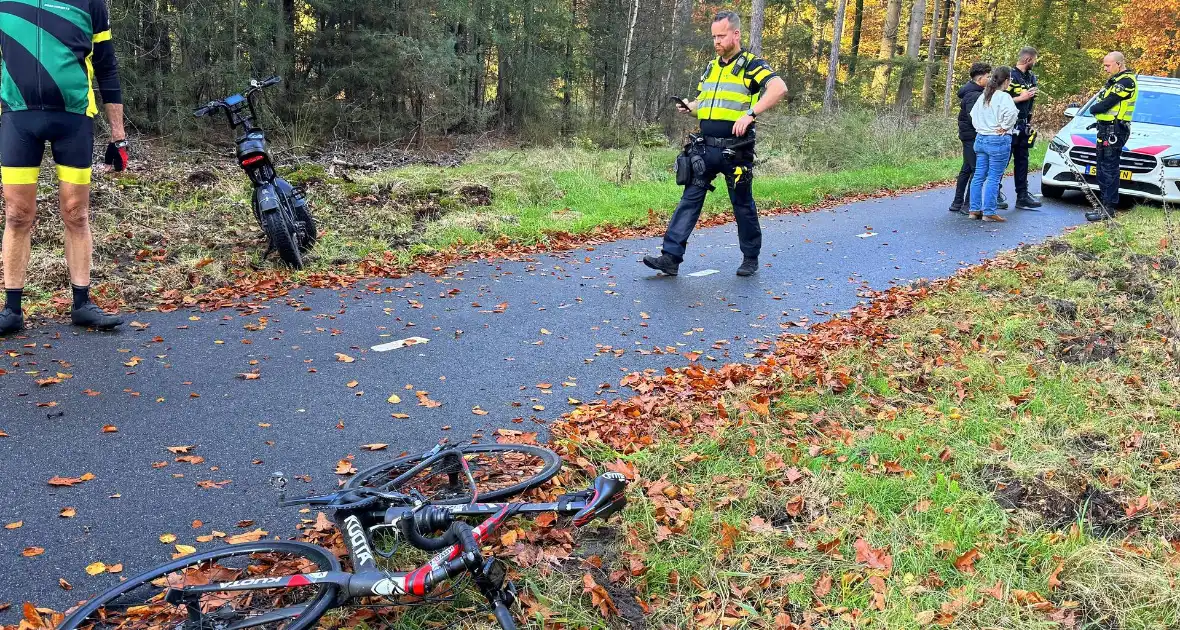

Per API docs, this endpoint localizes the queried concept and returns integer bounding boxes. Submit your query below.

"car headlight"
[1049,137,1069,153]
[1163,154,1180,168]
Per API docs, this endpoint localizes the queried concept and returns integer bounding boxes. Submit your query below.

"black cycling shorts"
[0,110,94,185]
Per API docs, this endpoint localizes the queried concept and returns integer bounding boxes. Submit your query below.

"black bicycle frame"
[164,495,596,607]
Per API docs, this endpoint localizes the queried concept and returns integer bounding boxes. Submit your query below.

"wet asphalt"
[0,174,1090,614]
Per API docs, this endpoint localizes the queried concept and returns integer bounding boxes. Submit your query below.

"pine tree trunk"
[610,0,640,124]
[942,0,962,115]
[921,0,942,109]
[895,0,926,109]
[749,0,766,55]
[848,0,864,76]
[824,0,848,112]
[873,0,903,104]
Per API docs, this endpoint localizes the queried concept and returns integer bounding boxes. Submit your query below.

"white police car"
[1041,75,1180,204]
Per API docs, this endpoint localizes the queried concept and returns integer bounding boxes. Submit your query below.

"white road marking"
[372,337,430,352]
[687,269,720,277]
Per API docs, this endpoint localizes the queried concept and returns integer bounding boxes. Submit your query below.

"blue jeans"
[969,134,1012,216]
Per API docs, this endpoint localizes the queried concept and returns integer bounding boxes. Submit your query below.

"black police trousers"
[1011,129,1031,197]
[661,144,760,262]
[1095,122,1129,208]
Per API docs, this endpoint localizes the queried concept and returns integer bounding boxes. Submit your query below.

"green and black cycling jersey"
[0,0,122,117]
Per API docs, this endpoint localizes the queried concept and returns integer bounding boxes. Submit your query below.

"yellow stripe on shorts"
[56,165,92,185]
[1,167,40,185]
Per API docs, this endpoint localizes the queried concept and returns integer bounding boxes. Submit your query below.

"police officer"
[1006,47,1041,210]
[643,10,787,277]
[1086,51,1138,222]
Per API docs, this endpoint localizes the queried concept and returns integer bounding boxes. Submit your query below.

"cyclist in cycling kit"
[0,0,129,333]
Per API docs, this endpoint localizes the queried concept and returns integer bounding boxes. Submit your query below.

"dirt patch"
[1072,432,1113,453]
[458,183,493,207]
[1030,296,1078,320]
[980,465,1130,534]
[1056,331,1121,364]
[567,526,648,629]
[1044,239,1073,255]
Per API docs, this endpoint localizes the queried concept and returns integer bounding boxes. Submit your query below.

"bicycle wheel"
[59,541,340,630]
[263,210,303,269]
[346,444,562,504]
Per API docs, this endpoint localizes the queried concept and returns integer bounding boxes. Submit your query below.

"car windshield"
[1079,88,1180,127]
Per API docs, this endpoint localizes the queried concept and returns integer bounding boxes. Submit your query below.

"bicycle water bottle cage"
[572,472,628,527]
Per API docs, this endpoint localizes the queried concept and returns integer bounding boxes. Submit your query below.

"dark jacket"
[957,81,984,142]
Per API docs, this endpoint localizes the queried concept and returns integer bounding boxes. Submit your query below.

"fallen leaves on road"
[21,547,44,557]
[226,528,268,544]
[59,508,76,518]
[4,521,21,530]
[335,353,355,363]
[47,473,94,487]
[84,562,107,576]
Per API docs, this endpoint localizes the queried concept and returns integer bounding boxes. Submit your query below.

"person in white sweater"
[966,66,1018,222]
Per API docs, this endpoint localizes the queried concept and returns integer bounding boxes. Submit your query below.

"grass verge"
[0,112,1045,315]
[515,206,1180,629]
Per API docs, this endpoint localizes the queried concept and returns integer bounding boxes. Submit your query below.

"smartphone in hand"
[669,96,691,113]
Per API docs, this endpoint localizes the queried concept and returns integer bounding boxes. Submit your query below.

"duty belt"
[702,136,755,150]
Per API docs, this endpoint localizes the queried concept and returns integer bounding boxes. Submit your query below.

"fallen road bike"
[59,442,627,630]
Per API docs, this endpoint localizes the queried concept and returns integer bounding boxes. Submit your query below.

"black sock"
[4,288,21,313]
[72,284,90,309]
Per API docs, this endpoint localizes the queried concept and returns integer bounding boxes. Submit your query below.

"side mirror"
[1064,107,1080,118]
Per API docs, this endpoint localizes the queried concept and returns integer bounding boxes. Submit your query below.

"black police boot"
[996,192,1009,210]
[1086,208,1116,222]
[1016,193,1043,209]
[948,202,963,213]
[736,258,758,277]
[642,254,680,276]
[71,302,124,330]
[0,308,24,335]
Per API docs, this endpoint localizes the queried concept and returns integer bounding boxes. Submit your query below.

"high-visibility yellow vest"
[1094,70,1137,122]
[696,50,772,122]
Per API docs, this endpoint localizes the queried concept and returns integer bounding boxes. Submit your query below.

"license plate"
[1085,165,1133,180]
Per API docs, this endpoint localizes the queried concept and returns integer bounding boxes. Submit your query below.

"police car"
[1041,75,1180,204]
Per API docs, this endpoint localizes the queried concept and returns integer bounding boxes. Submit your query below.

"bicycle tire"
[58,541,340,630]
[293,199,318,249]
[346,444,562,504]
[263,209,303,269]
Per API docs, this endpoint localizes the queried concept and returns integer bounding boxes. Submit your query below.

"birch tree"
[895,0,927,109]
[824,0,849,112]
[942,0,963,114]
[873,0,903,103]
[749,0,766,55]
[610,0,640,124]
[921,0,943,108]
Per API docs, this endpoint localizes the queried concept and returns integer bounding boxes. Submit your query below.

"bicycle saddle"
[572,472,628,527]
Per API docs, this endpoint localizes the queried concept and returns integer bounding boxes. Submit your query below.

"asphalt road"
[0,175,1089,615]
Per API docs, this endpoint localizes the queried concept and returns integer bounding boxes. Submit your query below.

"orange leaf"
[581,573,618,617]
[854,537,893,571]
[22,547,45,557]
[4,521,21,530]
[813,573,833,599]
[225,528,268,544]
[237,373,261,380]
[1048,557,1064,591]
[953,548,981,575]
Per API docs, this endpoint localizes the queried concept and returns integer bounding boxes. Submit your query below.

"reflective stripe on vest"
[697,52,760,123]
[1095,71,1137,122]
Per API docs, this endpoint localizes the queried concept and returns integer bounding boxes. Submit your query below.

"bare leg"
[2,183,38,290]
[59,181,92,286]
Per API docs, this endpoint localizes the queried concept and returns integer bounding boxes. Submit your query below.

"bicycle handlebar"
[192,76,282,117]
